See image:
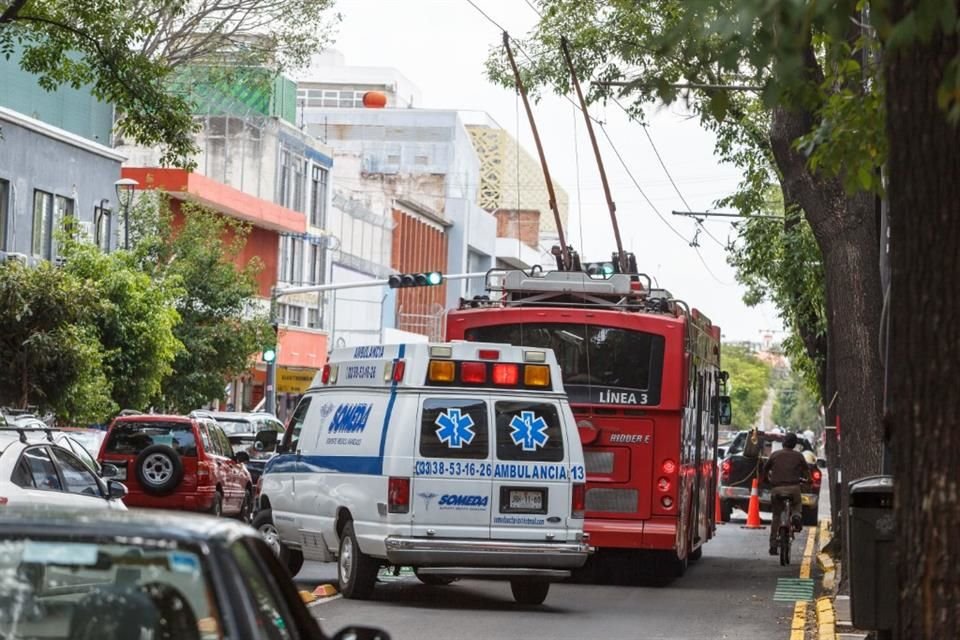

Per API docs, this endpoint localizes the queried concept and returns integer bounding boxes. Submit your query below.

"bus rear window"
[104,422,198,457]
[465,324,665,402]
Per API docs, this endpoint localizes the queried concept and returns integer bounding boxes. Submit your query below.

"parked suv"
[98,414,254,519]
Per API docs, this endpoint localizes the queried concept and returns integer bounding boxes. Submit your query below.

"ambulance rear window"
[420,399,489,459]
[494,402,564,462]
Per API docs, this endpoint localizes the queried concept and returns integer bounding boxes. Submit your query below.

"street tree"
[720,344,772,430]
[131,193,271,412]
[59,235,183,412]
[492,0,884,553]
[0,260,114,423]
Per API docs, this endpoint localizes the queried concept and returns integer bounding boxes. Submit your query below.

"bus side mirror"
[718,395,732,426]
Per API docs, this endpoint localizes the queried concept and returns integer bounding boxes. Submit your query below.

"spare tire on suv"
[135,444,184,495]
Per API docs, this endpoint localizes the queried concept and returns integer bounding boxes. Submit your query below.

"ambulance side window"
[419,398,489,460]
[494,401,564,462]
[281,397,312,453]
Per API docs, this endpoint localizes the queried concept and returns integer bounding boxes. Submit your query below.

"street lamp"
[114,178,138,250]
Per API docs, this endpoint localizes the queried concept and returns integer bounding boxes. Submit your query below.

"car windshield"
[726,432,814,455]
[213,419,254,435]
[0,538,222,639]
[65,432,105,457]
[104,423,198,457]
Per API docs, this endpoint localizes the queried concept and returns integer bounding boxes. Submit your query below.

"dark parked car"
[99,414,254,519]
[192,411,286,485]
[0,506,388,640]
[718,430,822,525]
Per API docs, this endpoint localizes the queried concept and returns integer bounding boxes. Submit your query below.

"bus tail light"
[657,477,671,492]
[428,360,455,383]
[661,496,674,509]
[460,361,487,384]
[524,365,551,387]
[388,477,410,514]
[492,363,519,386]
[662,459,677,475]
[571,483,585,519]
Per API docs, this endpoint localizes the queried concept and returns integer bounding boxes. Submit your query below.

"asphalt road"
[298,511,812,640]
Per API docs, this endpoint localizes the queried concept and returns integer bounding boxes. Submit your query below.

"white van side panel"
[294,389,415,559]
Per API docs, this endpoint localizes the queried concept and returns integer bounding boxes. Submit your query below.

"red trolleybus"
[447,267,729,577]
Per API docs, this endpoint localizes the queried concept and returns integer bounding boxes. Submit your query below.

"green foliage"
[773,369,823,434]
[0,0,198,167]
[0,260,114,423]
[59,233,183,411]
[130,193,271,412]
[721,344,773,430]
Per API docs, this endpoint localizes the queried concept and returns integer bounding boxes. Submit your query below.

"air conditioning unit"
[0,252,29,265]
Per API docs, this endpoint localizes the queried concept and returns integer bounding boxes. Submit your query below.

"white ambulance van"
[254,341,590,604]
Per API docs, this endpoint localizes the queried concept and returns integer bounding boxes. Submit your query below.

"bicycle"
[774,494,795,566]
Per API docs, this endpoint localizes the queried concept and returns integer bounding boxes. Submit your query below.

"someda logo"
[328,403,372,433]
[438,494,489,509]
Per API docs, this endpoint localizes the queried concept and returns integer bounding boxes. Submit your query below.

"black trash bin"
[847,475,896,633]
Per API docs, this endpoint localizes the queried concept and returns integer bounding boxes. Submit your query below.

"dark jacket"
[763,448,809,487]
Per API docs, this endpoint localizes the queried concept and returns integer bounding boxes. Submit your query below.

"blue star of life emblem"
[509,411,549,452]
[435,409,476,448]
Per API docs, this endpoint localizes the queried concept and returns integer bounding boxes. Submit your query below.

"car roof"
[112,414,193,424]
[207,412,279,421]
[0,506,254,545]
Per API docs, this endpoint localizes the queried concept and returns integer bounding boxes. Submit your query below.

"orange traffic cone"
[743,478,763,529]
[715,488,724,524]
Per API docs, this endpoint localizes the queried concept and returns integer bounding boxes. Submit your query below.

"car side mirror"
[330,626,390,640]
[718,395,732,426]
[100,463,120,479]
[107,480,128,500]
[254,441,265,452]
[235,451,251,464]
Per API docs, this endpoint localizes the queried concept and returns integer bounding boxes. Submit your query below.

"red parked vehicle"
[98,414,254,519]
[447,267,731,577]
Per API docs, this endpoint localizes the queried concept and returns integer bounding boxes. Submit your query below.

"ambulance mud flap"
[299,528,335,562]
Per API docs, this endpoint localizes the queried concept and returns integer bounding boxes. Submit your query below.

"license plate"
[509,490,543,511]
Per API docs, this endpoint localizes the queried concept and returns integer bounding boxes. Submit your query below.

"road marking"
[790,601,808,640]
[787,526,817,637]
[307,593,343,608]
[800,524,816,579]
[775,578,815,601]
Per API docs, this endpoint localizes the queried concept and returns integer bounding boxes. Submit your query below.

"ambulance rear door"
[411,394,493,539]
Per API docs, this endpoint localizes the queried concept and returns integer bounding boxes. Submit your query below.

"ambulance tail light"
[492,363,519,386]
[387,477,410,514]
[460,361,487,384]
[321,364,338,385]
[428,360,456,383]
[478,349,500,360]
[571,483,586,519]
[524,364,551,387]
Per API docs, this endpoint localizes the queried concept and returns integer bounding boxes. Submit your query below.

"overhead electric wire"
[611,96,727,249]
[462,0,731,284]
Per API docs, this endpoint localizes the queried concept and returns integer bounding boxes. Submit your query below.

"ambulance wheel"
[414,569,455,586]
[338,522,378,599]
[510,580,550,605]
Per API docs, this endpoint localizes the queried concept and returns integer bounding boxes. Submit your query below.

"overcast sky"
[331,0,782,342]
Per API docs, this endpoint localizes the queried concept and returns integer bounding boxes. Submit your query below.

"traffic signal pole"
[262,271,488,416]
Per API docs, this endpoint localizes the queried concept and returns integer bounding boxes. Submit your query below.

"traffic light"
[388,271,443,288]
[262,348,277,364]
[262,321,278,364]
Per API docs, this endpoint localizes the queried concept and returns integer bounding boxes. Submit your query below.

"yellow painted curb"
[816,596,838,640]
[790,601,808,640]
[299,590,318,603]
[312,583,339,597]
[800,527,816,579]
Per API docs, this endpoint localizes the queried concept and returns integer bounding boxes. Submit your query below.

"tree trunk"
[769,102,885,583]
[885,6,960,635]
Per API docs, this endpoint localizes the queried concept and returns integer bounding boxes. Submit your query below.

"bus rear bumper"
[584,516,677,550]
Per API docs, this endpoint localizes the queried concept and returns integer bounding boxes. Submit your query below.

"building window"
[308,308,320,329]
[0,179,9,251]
[309,243,323,285]
[322,90,339,107]
[94,205,111,251]
[310,166,328,228]
[32,190,53,259]
[280,235,303,284]
[278,149,291,207]
[292,158,305,212]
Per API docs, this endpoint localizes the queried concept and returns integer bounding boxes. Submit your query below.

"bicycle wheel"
[779,526,791,565]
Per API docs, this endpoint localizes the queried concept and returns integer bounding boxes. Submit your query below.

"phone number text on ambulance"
[414,461,586,481]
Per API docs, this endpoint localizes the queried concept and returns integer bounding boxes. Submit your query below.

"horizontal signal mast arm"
[272,272,490,298]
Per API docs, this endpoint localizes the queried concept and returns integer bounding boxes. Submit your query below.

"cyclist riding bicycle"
[762,432,810,555]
